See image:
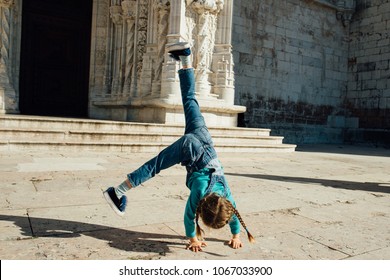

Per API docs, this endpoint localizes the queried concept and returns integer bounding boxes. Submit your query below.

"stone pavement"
[0,144,389,260]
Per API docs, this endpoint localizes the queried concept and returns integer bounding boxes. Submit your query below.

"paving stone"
[346,246,390,260]
[0,144,389,260]
[0,210,32,241]
[295,220,390,257]
[0,239,39,259]
[253,232,349,260]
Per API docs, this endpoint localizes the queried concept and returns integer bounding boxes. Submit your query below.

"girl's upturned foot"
[166,42,191,61]
[103,187,127,216]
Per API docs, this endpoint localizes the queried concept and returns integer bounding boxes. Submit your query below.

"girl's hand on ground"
[228,234,243,249]
[187,238,207,252]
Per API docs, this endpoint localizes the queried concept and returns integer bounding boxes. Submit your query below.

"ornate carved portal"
[94,0,245,127]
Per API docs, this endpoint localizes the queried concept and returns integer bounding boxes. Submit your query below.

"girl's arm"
[187,237,207,252]
[228,233,243,249]
[226,193,243,249]
[184,190,201,238]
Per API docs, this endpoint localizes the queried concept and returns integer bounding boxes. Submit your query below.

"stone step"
[0,115,271,136]
[0,115,296,153]
[0,140,296,153]
[0,128,285,145]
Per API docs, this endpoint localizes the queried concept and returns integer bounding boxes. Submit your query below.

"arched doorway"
[19,0,93,118]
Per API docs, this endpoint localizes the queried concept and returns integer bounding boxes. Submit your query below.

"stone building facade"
[347,0,390,144]
[0,0,389,145]
[233,0,389,145]
[0,0,244,127]
[91,0,245,127]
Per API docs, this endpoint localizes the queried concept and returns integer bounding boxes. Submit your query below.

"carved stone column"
[135,0,148,97]
[137,0,170,99]
[212,0,234,104]
[109,3,123,95]
[191,0,223,99]
[0,0,17,113]
[121,0,137,95]
[160,0,186,100]
[153,1,170,85]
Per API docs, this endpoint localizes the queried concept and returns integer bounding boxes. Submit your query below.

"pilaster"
[0,0,18,114]
[160,0,186,101]
[212,0,234,105]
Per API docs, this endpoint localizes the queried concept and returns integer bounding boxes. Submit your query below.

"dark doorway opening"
[19,0,93,118]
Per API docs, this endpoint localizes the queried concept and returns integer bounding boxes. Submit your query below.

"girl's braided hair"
[195,193,255,243]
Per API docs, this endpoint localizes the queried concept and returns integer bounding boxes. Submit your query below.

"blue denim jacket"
[183,126,218,178]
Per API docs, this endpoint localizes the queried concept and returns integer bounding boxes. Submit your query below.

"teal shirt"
[184,167,240,238]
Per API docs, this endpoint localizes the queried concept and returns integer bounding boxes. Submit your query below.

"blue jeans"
[127,68,218,187]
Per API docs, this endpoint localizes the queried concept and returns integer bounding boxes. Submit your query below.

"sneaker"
[166,42,191,61]
[103,187,127,216]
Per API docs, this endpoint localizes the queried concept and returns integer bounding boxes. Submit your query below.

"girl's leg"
[178,68,207,134]
[127,136,186,187]
[166,42,206,134]
[103,138,183,216]
[104,43,207,216]
[104,133,202,216]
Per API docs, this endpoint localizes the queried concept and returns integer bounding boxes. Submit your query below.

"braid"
[196,193,255,243]
[227,201,255,243]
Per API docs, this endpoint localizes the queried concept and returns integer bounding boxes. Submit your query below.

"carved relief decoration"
[122,0,137,93]
[0,0,13,68]
[136,0,148,81]
[102,0,235,104]
[189,0,224,97]
[0,0,16,113]
[153,0,170,82]
[0,0,14,8]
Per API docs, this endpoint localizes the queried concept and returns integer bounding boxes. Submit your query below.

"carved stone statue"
[188,0,224,99]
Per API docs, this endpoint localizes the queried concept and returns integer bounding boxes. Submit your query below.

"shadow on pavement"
[226,173,390,194]
[295,144,390,157]
[0,214,227,257]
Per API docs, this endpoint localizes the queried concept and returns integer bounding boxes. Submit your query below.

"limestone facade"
[0,0,389,144]
[0,0,245,127]
[89,0,246,127]
[348,0,390,130]
[233,0,389,144]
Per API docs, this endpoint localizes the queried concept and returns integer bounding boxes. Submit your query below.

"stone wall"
[2,0,388,145]
[346,0,390,145]
[232,0,353,144]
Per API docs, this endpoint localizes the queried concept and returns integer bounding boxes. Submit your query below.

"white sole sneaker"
[166,41,190,52]
[103,189,126,217]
